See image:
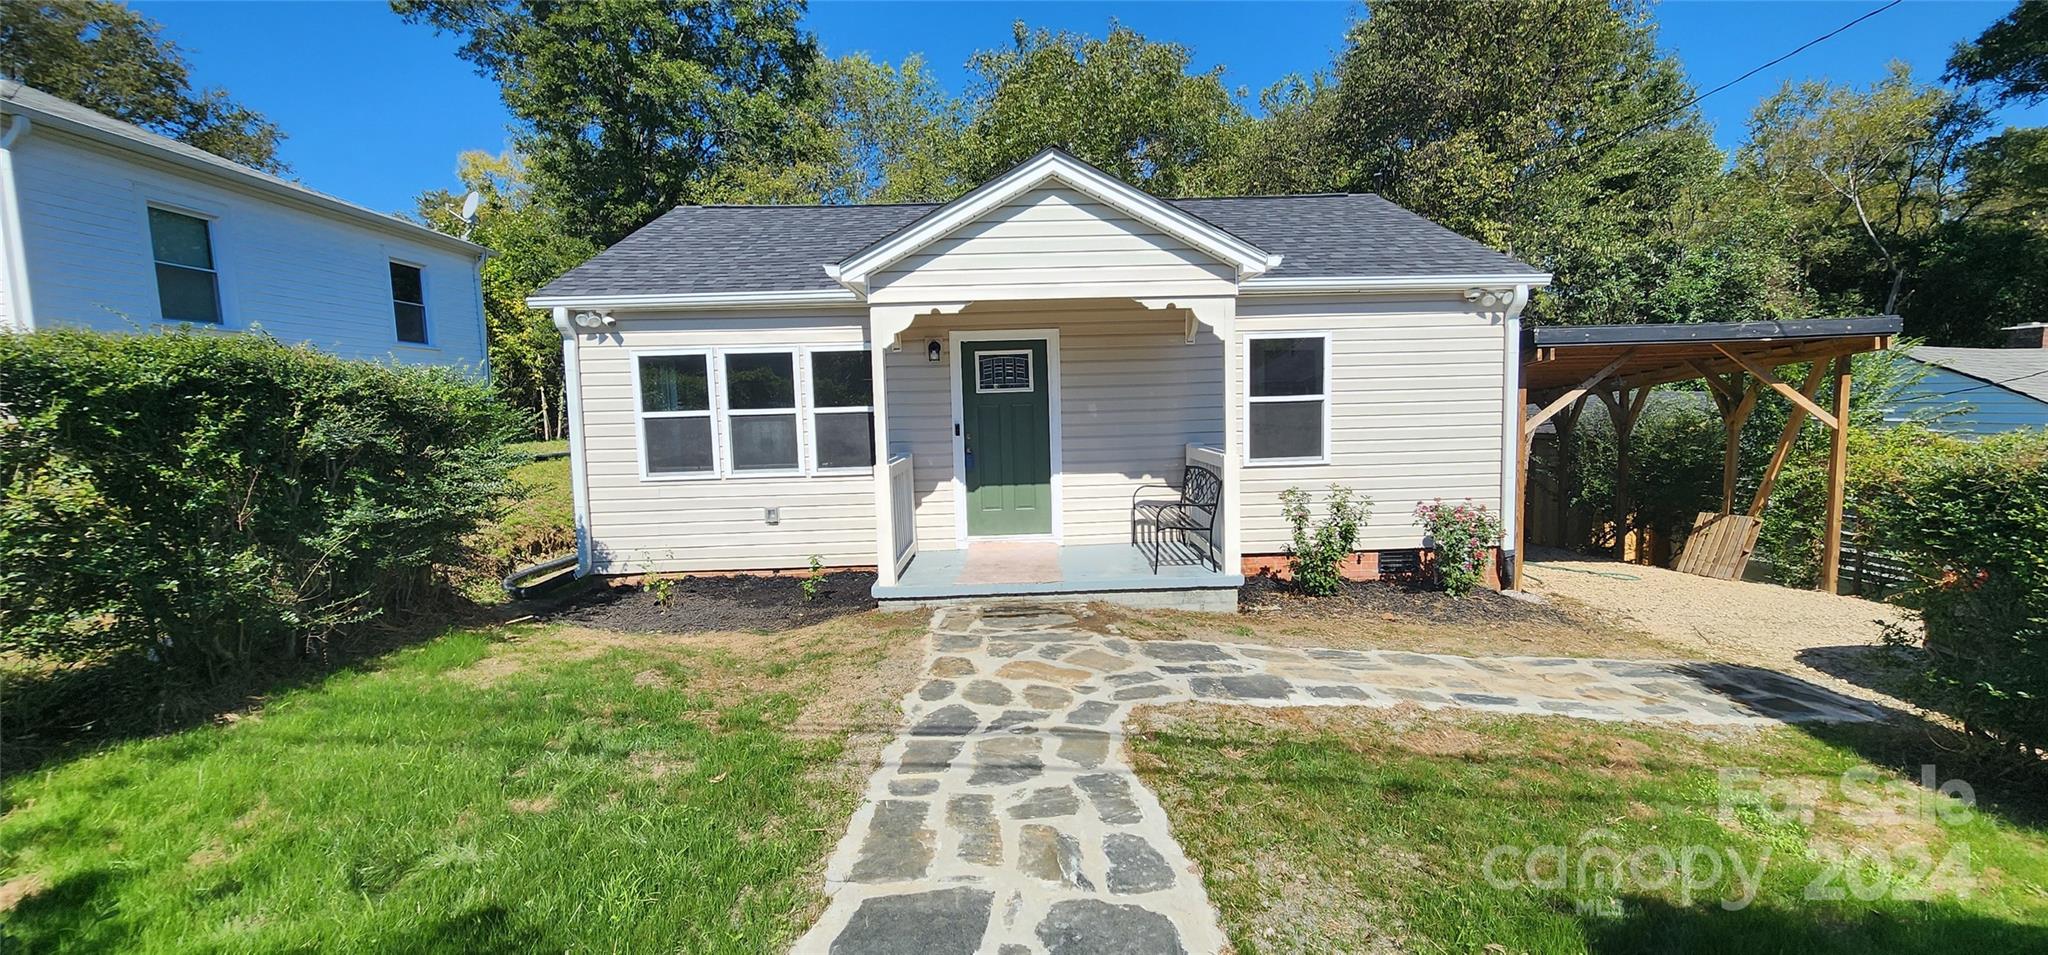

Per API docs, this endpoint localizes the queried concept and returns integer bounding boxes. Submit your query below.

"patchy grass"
[1083,600,1681,661]
[464,441,574,601]
[1130,705,2048,954]
[0,613,924,952]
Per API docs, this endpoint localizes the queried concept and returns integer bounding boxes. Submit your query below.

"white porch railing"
[1185,443,1225,471]
[888,449,916,577]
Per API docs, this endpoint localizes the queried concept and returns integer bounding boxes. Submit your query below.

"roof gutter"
[0,96,490,260]
[1239,273,1553,295]
[0,113,33,332]
[525,288,861,311]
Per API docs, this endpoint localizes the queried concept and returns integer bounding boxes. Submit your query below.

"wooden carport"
[1509,316,1902,592]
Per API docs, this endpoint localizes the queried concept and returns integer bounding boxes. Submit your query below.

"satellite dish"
[456,190,482,237]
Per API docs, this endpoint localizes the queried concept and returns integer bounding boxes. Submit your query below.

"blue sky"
[131,1,2048,216]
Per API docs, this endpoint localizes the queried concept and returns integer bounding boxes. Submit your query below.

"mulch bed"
[1237,572,1577,627]
[546,571,878,634]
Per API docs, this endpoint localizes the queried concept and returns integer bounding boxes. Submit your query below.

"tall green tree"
[1947,0,2048,105]
[821,53,968,202]
[953,21,1245,196]
[414,151,595,439]
[0,0,286,171]
[395,0,829,246]
[1300,0,1755,326]
[1737,63,1986,318]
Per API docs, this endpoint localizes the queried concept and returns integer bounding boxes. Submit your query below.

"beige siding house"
[532,150,1548,607]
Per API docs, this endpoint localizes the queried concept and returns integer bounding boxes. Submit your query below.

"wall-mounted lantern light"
[927,339,943,363]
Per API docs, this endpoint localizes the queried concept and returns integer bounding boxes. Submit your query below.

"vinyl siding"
[1886,365,2048,436]
[868,184,1237,304]
[1235,294,1509,553]
[8,126,486,368]
[575,309,878,573]
[886,300,1224,549]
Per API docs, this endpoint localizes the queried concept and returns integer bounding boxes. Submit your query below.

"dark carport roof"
[1523,317,1903,394]
[533,193,1547,300]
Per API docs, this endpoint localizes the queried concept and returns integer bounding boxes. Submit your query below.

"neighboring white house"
[0,82,490,370]
[530,149,1550,607]
[1889,326,2048,436]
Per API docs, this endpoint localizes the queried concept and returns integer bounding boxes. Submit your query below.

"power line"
[1522,0,1905,186]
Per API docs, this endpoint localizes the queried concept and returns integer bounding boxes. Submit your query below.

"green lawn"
[1131,705,2048,954]
[0,616,920,952]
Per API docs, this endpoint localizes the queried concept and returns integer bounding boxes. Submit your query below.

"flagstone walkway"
[795,603,1888,955]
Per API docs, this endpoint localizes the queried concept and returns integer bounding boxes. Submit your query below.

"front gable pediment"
[826,149,1281,299]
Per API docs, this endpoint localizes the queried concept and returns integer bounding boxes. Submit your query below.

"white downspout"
[554,306,593,577]
[1497,284,1532,586]
[0,113,35,332]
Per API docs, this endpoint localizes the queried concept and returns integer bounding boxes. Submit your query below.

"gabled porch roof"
[825,148,1283,295]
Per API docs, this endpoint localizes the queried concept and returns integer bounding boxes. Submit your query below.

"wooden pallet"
[1673,511,1762,580]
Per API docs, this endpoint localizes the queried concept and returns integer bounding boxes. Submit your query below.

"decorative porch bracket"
[1138,297,1241,577]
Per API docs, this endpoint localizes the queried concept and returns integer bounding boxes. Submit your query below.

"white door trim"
[949,328,1063,547]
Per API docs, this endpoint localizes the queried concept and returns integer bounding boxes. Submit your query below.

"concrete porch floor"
[872,541,1243,609]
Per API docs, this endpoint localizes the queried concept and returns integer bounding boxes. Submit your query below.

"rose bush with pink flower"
[1413,498,1503,597]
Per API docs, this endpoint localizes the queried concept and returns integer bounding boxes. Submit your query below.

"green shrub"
[1279,484,1370,596]
[0,329,522,674]
[1413,498,1504,597]
[1858,429,2048,757]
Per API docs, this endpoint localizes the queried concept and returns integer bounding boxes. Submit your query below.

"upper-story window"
[148,207,221,324]
[390,262,427,344]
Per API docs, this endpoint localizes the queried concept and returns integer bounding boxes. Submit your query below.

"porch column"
[869,337,896,585]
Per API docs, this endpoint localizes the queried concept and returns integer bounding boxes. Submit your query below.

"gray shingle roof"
[534,192,1544,299]
[0,82,487,256]
[1908,346,2048,404]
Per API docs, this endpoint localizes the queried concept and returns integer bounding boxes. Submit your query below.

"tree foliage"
[1947,0,2048,105]
[413,151,596,439]
[395,0,829,245]
[0,0,287,170]
[951,21,1245,196]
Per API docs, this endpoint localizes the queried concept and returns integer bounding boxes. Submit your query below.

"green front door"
[960,339,1053,536]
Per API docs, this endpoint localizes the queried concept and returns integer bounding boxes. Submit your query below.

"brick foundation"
[1242,548,1504,590]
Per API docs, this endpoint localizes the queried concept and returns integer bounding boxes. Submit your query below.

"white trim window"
[807,347,874,471]
[634,351,716,478]
[147,206,222,324]
[721,350,802,474]
[389,261,428,344]
[1245,333,1331,464]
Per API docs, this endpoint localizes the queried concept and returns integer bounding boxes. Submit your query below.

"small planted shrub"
[0,328,522,676]
[1413,499,1504,597]
[1279,484,1370,596]
[801,555,825,602]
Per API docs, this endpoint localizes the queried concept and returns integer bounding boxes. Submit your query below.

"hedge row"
[0,329,522,674]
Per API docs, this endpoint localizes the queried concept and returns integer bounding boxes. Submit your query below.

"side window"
[722,351,800,473]
[809,349,874,470]
[148,207,221,323]
[1246,336,1328,463]
[637,354,714,476]
[390,262,427,343]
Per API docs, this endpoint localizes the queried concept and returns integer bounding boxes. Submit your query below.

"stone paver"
[795,603,1886,953]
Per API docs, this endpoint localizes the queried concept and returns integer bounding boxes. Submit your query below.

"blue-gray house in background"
[1888,324,2048,436]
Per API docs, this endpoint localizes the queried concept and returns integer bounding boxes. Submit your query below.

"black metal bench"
[1130,464,1223,572]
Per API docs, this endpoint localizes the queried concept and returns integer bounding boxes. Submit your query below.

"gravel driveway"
[1520,550,1923,714]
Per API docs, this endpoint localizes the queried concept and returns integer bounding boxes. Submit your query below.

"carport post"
[1818,355,1852,593]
